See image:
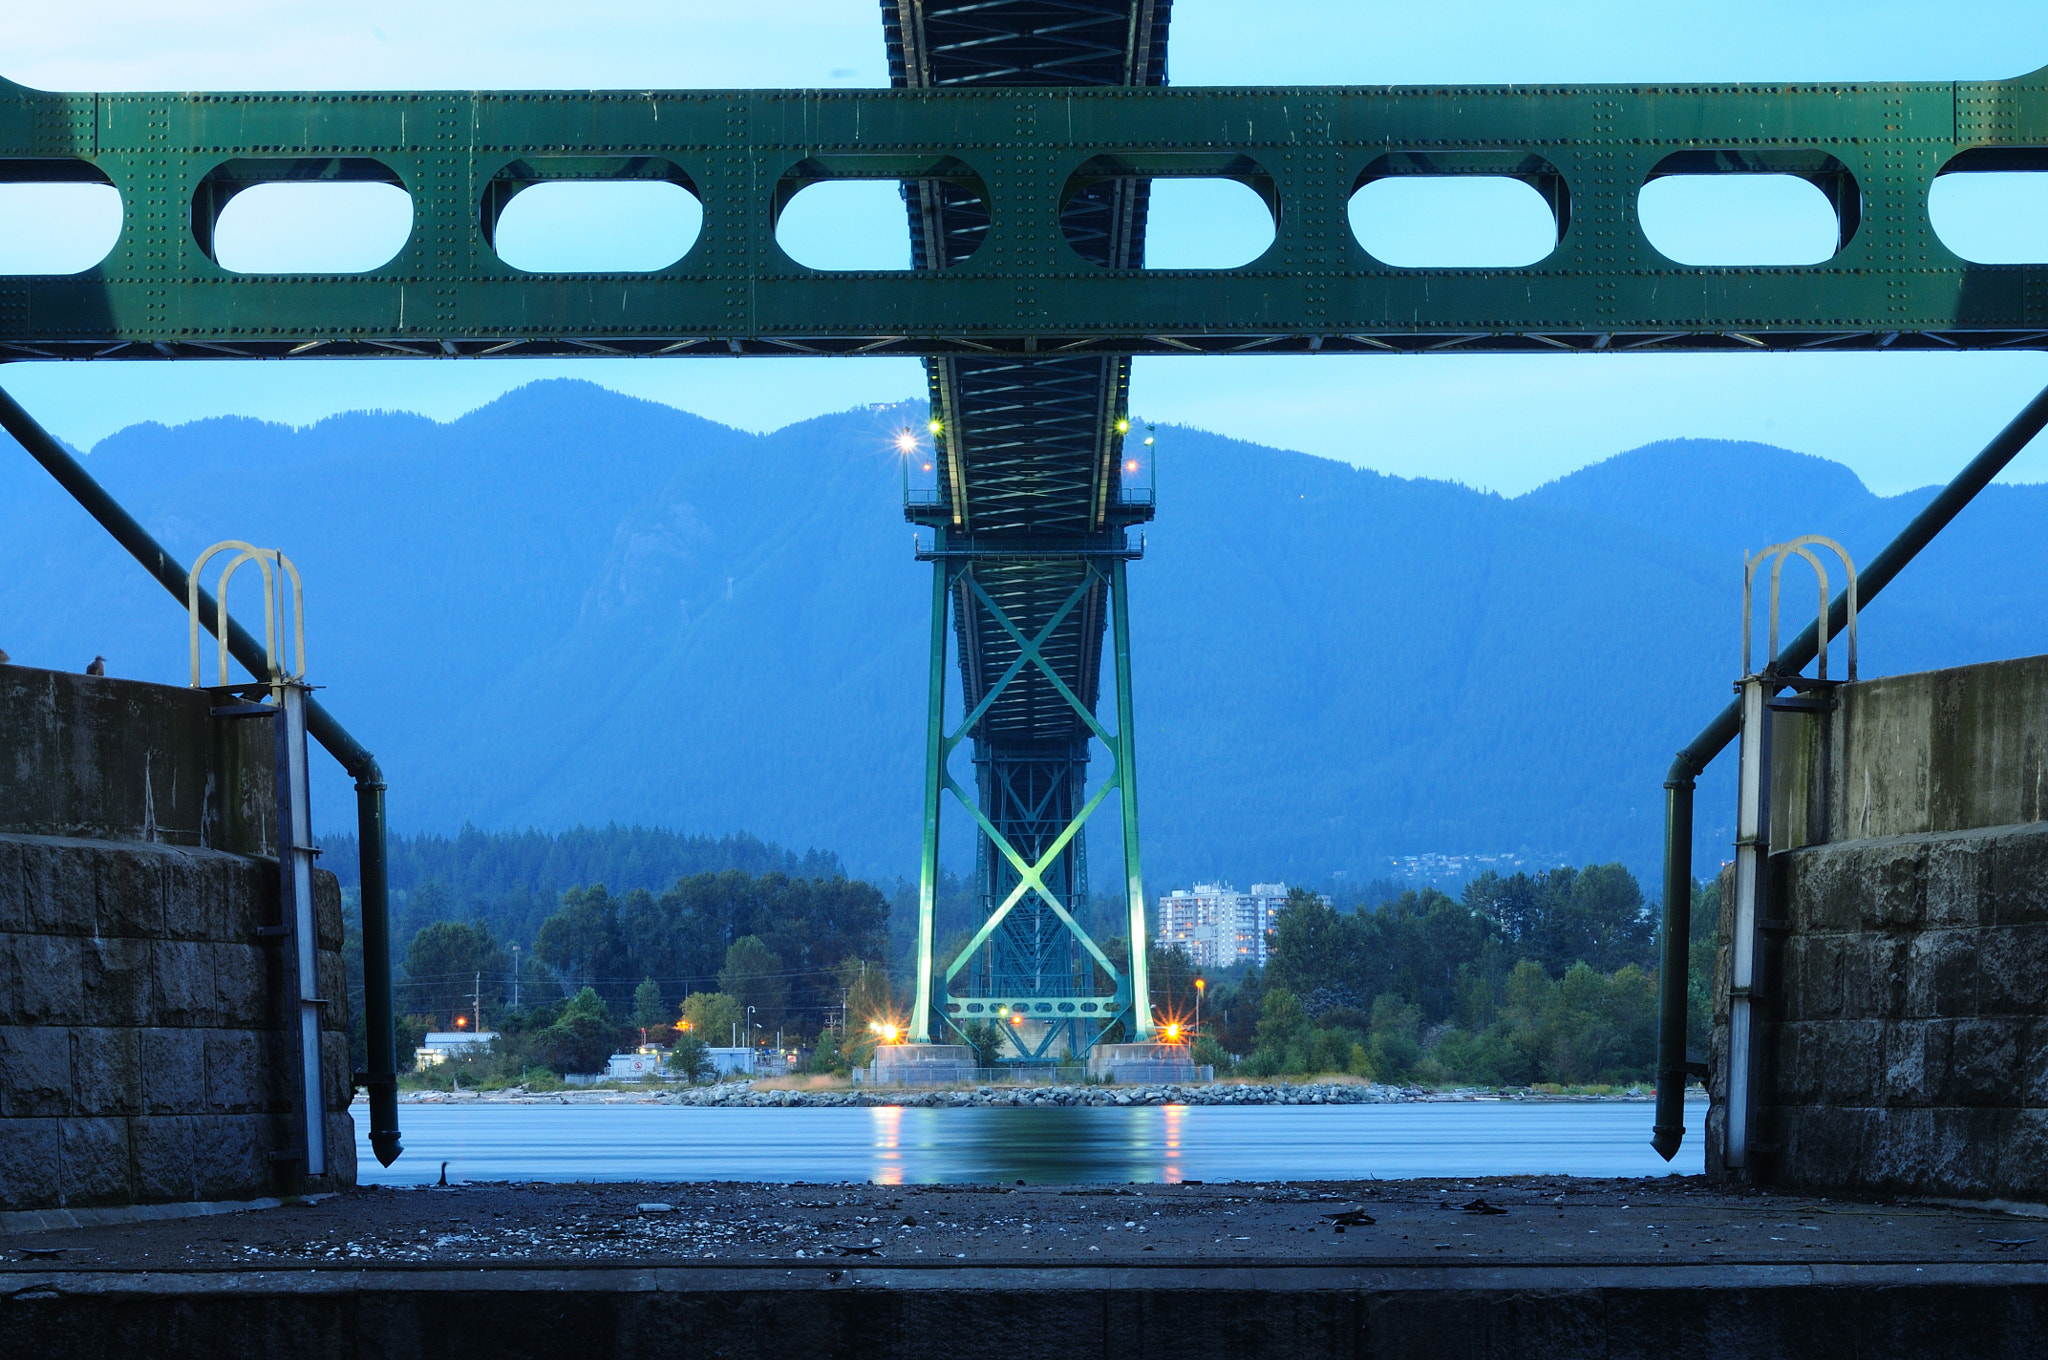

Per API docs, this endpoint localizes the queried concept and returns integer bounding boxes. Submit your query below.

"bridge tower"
[888,0,1169,1059]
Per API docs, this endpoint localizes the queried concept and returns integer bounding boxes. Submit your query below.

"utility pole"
[511,945,520,1009]
[472,971,482,1035]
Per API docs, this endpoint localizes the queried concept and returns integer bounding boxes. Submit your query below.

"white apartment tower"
[1156,882,1292,969]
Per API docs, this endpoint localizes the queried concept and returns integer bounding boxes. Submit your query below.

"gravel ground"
[5,1178,2039,1271]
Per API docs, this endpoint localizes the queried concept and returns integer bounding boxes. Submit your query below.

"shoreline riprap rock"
[382,1082,1659,1107]
[662,1080,1414,1108]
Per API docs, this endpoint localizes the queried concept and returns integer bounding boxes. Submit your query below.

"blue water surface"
[355,1099,1708,1186]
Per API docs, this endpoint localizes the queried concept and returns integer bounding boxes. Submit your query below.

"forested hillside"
[6,380,2044,892]
[323,824,843,947]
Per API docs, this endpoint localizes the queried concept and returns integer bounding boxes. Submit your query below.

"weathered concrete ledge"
[4,1260,2044,1360]
[7,1176,2041,1358]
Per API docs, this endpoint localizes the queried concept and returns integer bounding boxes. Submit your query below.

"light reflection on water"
[356,1100,1705,1186]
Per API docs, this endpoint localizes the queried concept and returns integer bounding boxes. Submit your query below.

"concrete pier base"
[1087,1042,1196,1083]
[867,1044,975,1086]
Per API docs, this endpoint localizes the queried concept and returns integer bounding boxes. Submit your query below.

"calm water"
[355,1100,1707,1186]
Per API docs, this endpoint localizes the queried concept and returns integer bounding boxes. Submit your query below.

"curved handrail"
[187,540,307,686]
[1742,534,1858,682]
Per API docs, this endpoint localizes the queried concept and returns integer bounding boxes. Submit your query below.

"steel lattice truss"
[894,0,1163,1059]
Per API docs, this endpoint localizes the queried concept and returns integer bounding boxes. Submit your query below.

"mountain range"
[5,378,2044,894]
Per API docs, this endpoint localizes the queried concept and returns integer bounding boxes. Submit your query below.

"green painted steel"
[2,70,2047,355]
[913,556,1139,1054]
[890,0,1162,1063]
[909,548,951,1045]
[1109,556,1152,1041]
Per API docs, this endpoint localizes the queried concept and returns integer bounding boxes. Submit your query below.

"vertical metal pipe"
[1650,763,1696,1161]
[909,554,950,1043]
[1109,559,1153,1040]
[0,381,402,1166]
[1650,378,2048,1161]
[355,772,400,1165]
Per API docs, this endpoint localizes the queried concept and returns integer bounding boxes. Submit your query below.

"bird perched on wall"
[85,656,105,676]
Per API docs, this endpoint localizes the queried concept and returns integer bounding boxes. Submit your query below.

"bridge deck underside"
[892,0,1163,1047]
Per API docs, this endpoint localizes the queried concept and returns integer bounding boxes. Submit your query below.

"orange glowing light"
[1162,1021,1182,1042]
[1125,460,1138,472]
[1194,978,1206,992]
[1009,1015,1023,1026]
[454,1015,466,1028]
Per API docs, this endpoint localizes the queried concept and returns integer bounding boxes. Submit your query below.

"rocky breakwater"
[660,1081,1416,1109]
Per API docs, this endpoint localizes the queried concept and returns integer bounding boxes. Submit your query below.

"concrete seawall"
[1712,652,2048,1201]
[0,667,352,1210]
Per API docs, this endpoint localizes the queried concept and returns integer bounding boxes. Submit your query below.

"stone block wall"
[1,667,354,1212]
[1709,654,2048,1202]
[0,834,354,1210]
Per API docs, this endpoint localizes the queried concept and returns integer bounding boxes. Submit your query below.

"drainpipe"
[1653,379,2048,1161]
[0,383,403,1167]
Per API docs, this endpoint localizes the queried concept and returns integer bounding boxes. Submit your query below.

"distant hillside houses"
[1384,852,1568,888]
[1158,882,1318,969]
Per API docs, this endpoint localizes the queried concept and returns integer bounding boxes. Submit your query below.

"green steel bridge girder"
[2,72,2048,355]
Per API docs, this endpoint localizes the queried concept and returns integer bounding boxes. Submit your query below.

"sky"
[4,2,2048,494]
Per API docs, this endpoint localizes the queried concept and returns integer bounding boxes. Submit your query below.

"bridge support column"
[910,554,953,1043]
[1111,559,1153,1041]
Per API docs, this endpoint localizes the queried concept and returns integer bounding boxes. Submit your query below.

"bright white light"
[212,182,412,273]
[0,183,122,274]
[494,180,701,272]
[1638,174,1839,266]
[1349,176,1556,267]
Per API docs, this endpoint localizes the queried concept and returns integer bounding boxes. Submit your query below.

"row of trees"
[1165,866,1713,1087]
[386,868,891,1036]
[355,866,897,1078]
[362,851,1712,1087]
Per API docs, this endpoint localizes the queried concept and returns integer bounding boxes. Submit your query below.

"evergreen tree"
[630,977,667,1034]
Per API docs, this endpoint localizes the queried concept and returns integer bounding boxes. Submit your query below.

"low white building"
[414,1030,496,1068]
[1156,882,1297,968]
[605,1048,667,1081]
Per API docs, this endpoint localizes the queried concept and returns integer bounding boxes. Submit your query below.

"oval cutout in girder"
[0,181,122,274]
[1349,177,1558,267]
[1638,174,1841,266]
[1930,163,2048,264]
[776,181,912,270]
[493,180,703,272]
[211,182,413,274]
[1140,178,1275,269]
